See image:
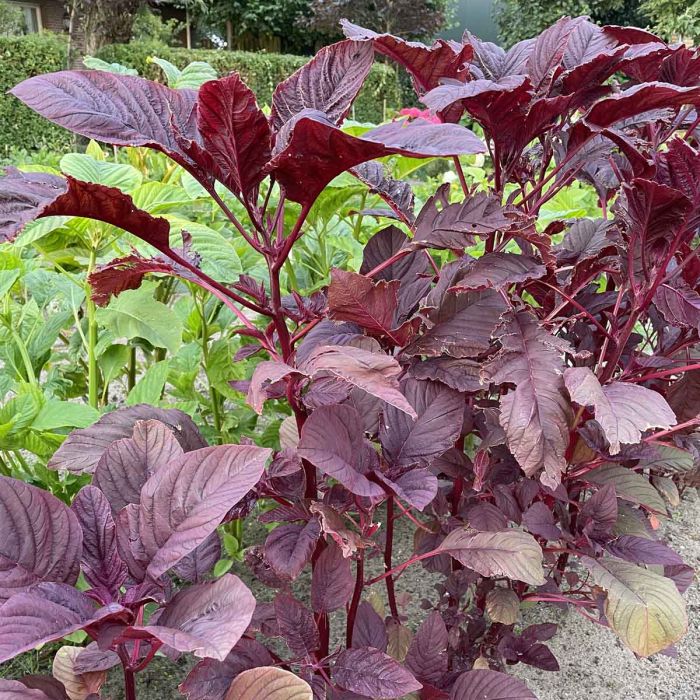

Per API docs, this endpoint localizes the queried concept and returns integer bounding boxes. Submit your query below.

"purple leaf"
[352,601,387,651]
[264,520,321,579]
[274,593,320,657]
[0,680,60,699]
[173,531,222,583]
[521,502,562,541]
[268,112,483,204]
[179,638,274,700]
[380,378,464,469]
[526,16,581,92]
[71,486,126,598]
[564,367,676,454]
[405,611,448,685]
[49,404,205,474]
[654,284,700,332]
[11,71,202,170]
[465,503,509,531]
[438,529,546,585]
[139,444,271,579]
[133,574,255,661]
[410,356,482,393]
[198,74,271,199]
[376,468,438,511]
[311,542,354,613]
[93,419,184,512]
[341,20,471,95]
[360,225,431,323]
[0,168,171,249]
[247,360,301,414]
[450,670,536,700]
[297,404,384,498]
[0,476,82,603]
[300,344,416,417]
[483,311,572,488]
[271,39,374,130]
[404,289,507,359]
[555,218,617,265]
[333,647,422,698]
[449,253,546,292]
[328,268,402,341]
[606,535,684,565]
[351,162,415,223]
[0,583,126,664]
[580,484,618,540]
[587,464,667,514]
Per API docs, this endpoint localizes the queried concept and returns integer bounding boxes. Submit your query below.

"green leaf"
[582,556,687,656]
[149,57,217,89]
[639,444,695,474]
[97,284,183,354]
[60,153,143,192]
[167,218,242,282]
[213,559,234,577]
[130,182,194,214]
[588,464,667,514]
[126,360,170,405]
[0,269,20,298]
[15,216,73,248]
[31,401,101,431]
[82,56,139,76]
[98,344,130,386]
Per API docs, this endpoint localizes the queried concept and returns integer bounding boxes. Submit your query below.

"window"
[12,3,42,34]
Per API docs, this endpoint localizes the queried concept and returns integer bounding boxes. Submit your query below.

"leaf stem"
[384,496,399,619]
[346,550,365,647]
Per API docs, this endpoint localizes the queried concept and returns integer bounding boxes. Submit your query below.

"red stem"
[346,551,365,647]
[365,549,438,586]
[384,497,399,619]
[630,362,700,383]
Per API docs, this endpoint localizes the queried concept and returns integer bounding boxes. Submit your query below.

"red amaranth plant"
[0,15,699,700]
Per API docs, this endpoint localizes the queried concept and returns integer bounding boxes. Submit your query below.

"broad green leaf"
[224,667,313,700]
[82,56,139,75]
[588,464,667,514]
[31,401,100,431]
[439,529,546,586]
[131,182,193,214]
[15,216,73,247]
[85,140,106,161]
[582,556,687,656]
[98,344,130,386]
[167,218,242,282]
[97,284,182,354]
[639,444,695,474]
[60,153,143,192]
[0,269,19,298]
[126,360,170,405]
[149,57,217,89]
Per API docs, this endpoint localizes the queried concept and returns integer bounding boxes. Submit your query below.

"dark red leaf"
[0,169,170,249]
[333,647,421,698]
[450,670,536,700]
[198,74,271,198]
[264,520,321,580]
[311,541,354,613]
[351,162,415,224]
[274,593,320,657]
[405,611,448,685]
[352,601,387,651]
[271,39,374,130]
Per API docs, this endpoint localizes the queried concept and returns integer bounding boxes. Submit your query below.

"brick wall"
[38,0,65,33]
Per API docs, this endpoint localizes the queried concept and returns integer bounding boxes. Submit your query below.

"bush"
[97,40,403,121]
[0,33,71,154]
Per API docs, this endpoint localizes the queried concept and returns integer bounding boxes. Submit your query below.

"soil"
[2,493,698,700]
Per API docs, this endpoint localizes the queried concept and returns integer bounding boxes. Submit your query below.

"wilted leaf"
[582,556,687,656]
[486,588,520,625]
[224,667,313,700]
[52,646,106,700]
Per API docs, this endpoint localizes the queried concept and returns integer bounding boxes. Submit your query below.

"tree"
[68,0,147,61]
[308,0,452,40]
[494,0,650,45]
[0,0,24,35]
[641,0,700,42]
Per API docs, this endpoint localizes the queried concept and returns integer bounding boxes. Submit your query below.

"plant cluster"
[0,14,699,700]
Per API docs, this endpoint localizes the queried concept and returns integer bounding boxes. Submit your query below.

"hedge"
[0,34,72,154]
[96,41,403,124]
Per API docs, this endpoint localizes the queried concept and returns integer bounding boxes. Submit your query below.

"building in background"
[7,0,65,32]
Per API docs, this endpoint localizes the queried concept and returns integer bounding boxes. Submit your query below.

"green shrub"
[0,33,71,154]
[97,41,403,122]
